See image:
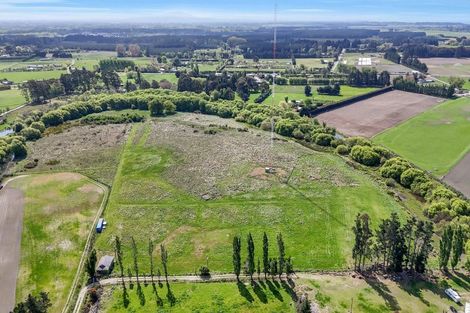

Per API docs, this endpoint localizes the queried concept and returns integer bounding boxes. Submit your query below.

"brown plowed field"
[443,152,470,199]
[316,90,444,137]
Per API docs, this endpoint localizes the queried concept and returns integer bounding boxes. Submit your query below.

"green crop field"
[93,113,404,275]
[268,85,377,105]
[0,89,26,110]
[100,282,296,312]
[0,70,66,83]
[374,97,470,176]
[10,173,104,313]
[141,73,178,84]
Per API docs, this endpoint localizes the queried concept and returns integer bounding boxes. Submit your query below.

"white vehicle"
[445,288,461,304]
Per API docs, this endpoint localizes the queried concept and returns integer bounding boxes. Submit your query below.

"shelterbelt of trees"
[10,89,470,226]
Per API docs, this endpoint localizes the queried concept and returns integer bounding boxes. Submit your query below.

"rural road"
[0,182,25,313]
[73,272,350,313]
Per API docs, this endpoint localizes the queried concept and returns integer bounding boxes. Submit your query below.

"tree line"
[393,76,455,98]
[352,213,434,273]
[232,232,294,282]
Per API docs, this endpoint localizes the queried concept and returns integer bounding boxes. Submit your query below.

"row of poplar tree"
[232,232,294,281]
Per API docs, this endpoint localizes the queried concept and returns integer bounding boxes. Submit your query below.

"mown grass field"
[268,85,378,105]
[94,114,404,275]
[0,89,26,110]
[301,273,469,313]
[10,173,104,313]
[101,281,296,312]
[374,97,470,176]
[0,70,66,83]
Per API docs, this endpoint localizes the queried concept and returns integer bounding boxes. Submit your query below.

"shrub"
[199,266,210,277]
[315,133,335,146]
[400,168,425,188]
[335,144,349,155]
[163,100,176,115]
[30,121,46,133]
[372,146,393,159]
[20,127,42,141]
[41,110,65,127]
[345,137,371,147]
[410,179,434,198]
[380,157,411,181]
[292,129,305,139]
[427,186,457,202]
[450,199,470,216]
[9,139,27,159]
[350,145,381,166]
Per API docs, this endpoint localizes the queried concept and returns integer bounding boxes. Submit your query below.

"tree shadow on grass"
[252,281,268,303]
[266,280,284,302]
[281,279,298,302]
[447,271,470,290]
[136,282,146,306]
[398,279,431,307]
[364,276,400,311]
[237,281,255,303]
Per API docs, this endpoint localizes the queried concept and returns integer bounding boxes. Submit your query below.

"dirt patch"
[316,90,444,137]
[30,172,82,186]
[443,151,470,199]
[0,187,24,313]
[421,57,470,77]
[249,167,288,181]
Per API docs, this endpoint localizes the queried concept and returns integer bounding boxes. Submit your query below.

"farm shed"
[96,255,114,275]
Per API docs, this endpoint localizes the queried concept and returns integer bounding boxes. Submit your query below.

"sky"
[0,0,469,24]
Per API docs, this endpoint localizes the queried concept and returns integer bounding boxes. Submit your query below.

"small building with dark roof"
[96,255,114,276]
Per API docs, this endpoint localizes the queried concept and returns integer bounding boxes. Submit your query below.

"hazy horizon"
[0,0,469,24]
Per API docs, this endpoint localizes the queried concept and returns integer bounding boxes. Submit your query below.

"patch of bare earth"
[316,90,444,137]
[443,152,470,199]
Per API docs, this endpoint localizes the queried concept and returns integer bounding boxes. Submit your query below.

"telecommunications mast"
[270,2,278,147]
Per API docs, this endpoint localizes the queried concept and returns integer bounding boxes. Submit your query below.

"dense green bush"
[400,168,426,188]
[350,145,381,166]
[20,127,42,141]
[315,133,335,146]
[335,144,349,155]
[380,158,411,181]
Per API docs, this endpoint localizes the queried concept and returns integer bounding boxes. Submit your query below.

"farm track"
[61,177,109,313]
[73,272,352,313]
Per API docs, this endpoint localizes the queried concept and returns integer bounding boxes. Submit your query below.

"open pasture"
[316,90,444,137]
[10,173,104,313]
[101,281,296,312]
[374,97,470,177]
[421,57,470,78]
[0,70,66,83]
[341,53,410,75]
[267,85,377,105]
[93,113,404,275]
[0,89,26,110]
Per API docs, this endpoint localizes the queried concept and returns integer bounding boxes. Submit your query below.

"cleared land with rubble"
[315,90,443,137]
